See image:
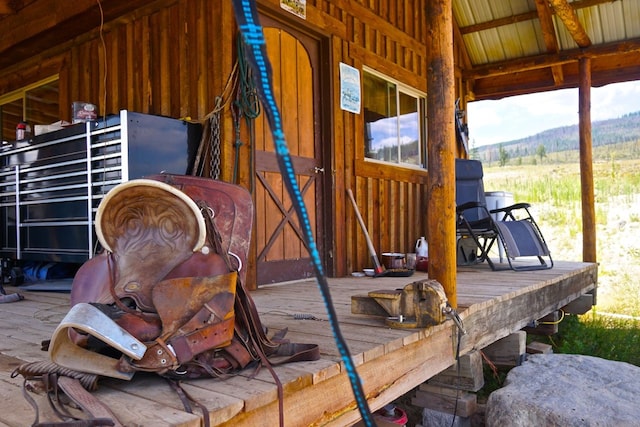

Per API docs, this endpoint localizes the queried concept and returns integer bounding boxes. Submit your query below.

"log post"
[579,57,596,263]
[426,0,457,307]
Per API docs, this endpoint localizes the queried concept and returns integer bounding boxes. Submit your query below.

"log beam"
[459,0,613,35]
[579,57,597,263]
[0,0,19,15]
[548,0,591,48]
[463,37,640,80]
[426,0,457,307]
[534,0,564,85]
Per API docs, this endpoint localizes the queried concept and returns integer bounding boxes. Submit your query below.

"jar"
[16,121,27,140]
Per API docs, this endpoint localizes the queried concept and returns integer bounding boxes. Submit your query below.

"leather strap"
[55,376,123,427]
[169,317,235,364]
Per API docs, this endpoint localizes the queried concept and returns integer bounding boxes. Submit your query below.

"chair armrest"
[457,201,486,213]
[490,202,531,214]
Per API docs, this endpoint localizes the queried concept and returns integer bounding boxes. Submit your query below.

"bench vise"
[351,279,449,329]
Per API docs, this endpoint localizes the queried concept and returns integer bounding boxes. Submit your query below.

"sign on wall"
[280,0,306,19]
[339,63,361,114]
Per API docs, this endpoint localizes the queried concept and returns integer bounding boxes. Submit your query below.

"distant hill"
[472,111,640,163]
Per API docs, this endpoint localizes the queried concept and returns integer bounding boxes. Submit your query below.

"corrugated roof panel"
[622,0,640,37]
[486,0,518,19]
[514,20,545,57]
[453,0,477,27]
[597,2,626,42]
[496,21,542,59]
[476,29,509,62]
[473,0,501,24]
[463,32,488,64]
[578,7,603,44]
[553,15,578,50]
[455,0,638,66]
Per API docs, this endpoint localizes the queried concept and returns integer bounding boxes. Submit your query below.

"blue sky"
[467,80,640,147]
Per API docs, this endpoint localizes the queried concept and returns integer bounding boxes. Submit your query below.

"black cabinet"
[0,110,201,263]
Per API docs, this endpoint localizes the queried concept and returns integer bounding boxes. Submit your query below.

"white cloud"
[467,80,640,146]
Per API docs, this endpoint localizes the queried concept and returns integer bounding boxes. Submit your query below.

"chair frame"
[455,159,553,271]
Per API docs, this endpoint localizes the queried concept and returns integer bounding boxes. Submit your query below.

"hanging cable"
[230,2,375,426]
[539,309,565,325]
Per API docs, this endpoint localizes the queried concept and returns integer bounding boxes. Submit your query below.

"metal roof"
[455,0,640,99]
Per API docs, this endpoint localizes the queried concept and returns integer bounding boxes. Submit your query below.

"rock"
[486,354,640,427]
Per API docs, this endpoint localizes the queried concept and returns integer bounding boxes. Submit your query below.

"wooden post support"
[526,341,553,355]
[562,293,595,315]
[579,57,597,263]
[426,0,457,307]
[523,311,561,336]
[413,383,478,418]
[427,350,485,392]
[482,331,526,367]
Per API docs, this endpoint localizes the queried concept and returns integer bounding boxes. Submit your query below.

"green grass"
[466,143,640,411]
[479,313,640,401]
[551,314,640,366]
[482,154,640,368]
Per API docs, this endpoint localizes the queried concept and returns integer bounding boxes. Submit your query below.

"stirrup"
[49,303,147,380]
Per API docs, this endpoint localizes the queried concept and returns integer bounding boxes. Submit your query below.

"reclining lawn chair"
[455,158,553,271]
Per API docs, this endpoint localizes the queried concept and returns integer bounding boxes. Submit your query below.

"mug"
[405,253,416,270]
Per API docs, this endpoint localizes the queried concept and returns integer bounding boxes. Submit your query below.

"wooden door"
[254,23,324,285]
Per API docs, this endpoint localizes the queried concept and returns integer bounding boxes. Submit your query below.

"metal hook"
[443,304,466,335]
[228,251,242,272]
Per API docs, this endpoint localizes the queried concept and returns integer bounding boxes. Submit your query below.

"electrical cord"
[450,327,463,427]
[538,309,565,325]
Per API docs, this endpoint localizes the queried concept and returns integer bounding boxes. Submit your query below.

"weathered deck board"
[0,260,596,426]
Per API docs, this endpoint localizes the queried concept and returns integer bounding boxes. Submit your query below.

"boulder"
[486,354,640,427]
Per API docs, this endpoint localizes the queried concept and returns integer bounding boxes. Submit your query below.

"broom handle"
[346,189,385,273]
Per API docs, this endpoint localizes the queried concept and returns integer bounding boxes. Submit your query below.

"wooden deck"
[0,261,597,427]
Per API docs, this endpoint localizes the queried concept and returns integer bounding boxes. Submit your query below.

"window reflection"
[1,78,59,141]
[363,69,425,167]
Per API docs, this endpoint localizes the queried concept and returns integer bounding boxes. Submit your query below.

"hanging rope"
[230,2,375,426]
[232,36,261,186]
[193,61,239,178]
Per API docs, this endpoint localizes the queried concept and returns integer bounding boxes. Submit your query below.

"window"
[0,76,59,142]
[362,69,426,167]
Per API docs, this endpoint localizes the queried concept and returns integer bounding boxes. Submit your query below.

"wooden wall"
[0,0,241,178]
[307,0,432,273]
[0,0,470,278]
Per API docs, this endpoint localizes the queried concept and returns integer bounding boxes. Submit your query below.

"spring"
[12,360,100,391]
[292,313,319,320]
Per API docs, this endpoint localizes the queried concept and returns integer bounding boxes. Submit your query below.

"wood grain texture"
[0,261,596,426]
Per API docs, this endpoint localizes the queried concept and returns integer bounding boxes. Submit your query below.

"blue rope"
[230,1,375,426]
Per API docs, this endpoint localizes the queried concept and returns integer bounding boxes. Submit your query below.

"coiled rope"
[232,36,260,188]
[12,360,99,391]
[230,1,375,425]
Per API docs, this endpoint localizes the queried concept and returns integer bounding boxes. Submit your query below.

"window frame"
[362,66,427,170]
[0,75,59,141]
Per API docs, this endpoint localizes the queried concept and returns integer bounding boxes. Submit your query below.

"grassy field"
[396,153,640,423]
[482,155,640,365]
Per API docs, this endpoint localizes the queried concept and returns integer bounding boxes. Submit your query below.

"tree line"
[472,111,640,165]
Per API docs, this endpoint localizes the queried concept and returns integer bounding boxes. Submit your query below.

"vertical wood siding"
[319,0,432,272]
[1,0,468,277]
[57,1,235,127]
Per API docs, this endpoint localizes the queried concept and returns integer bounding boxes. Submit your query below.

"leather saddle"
[49,174,319,380]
